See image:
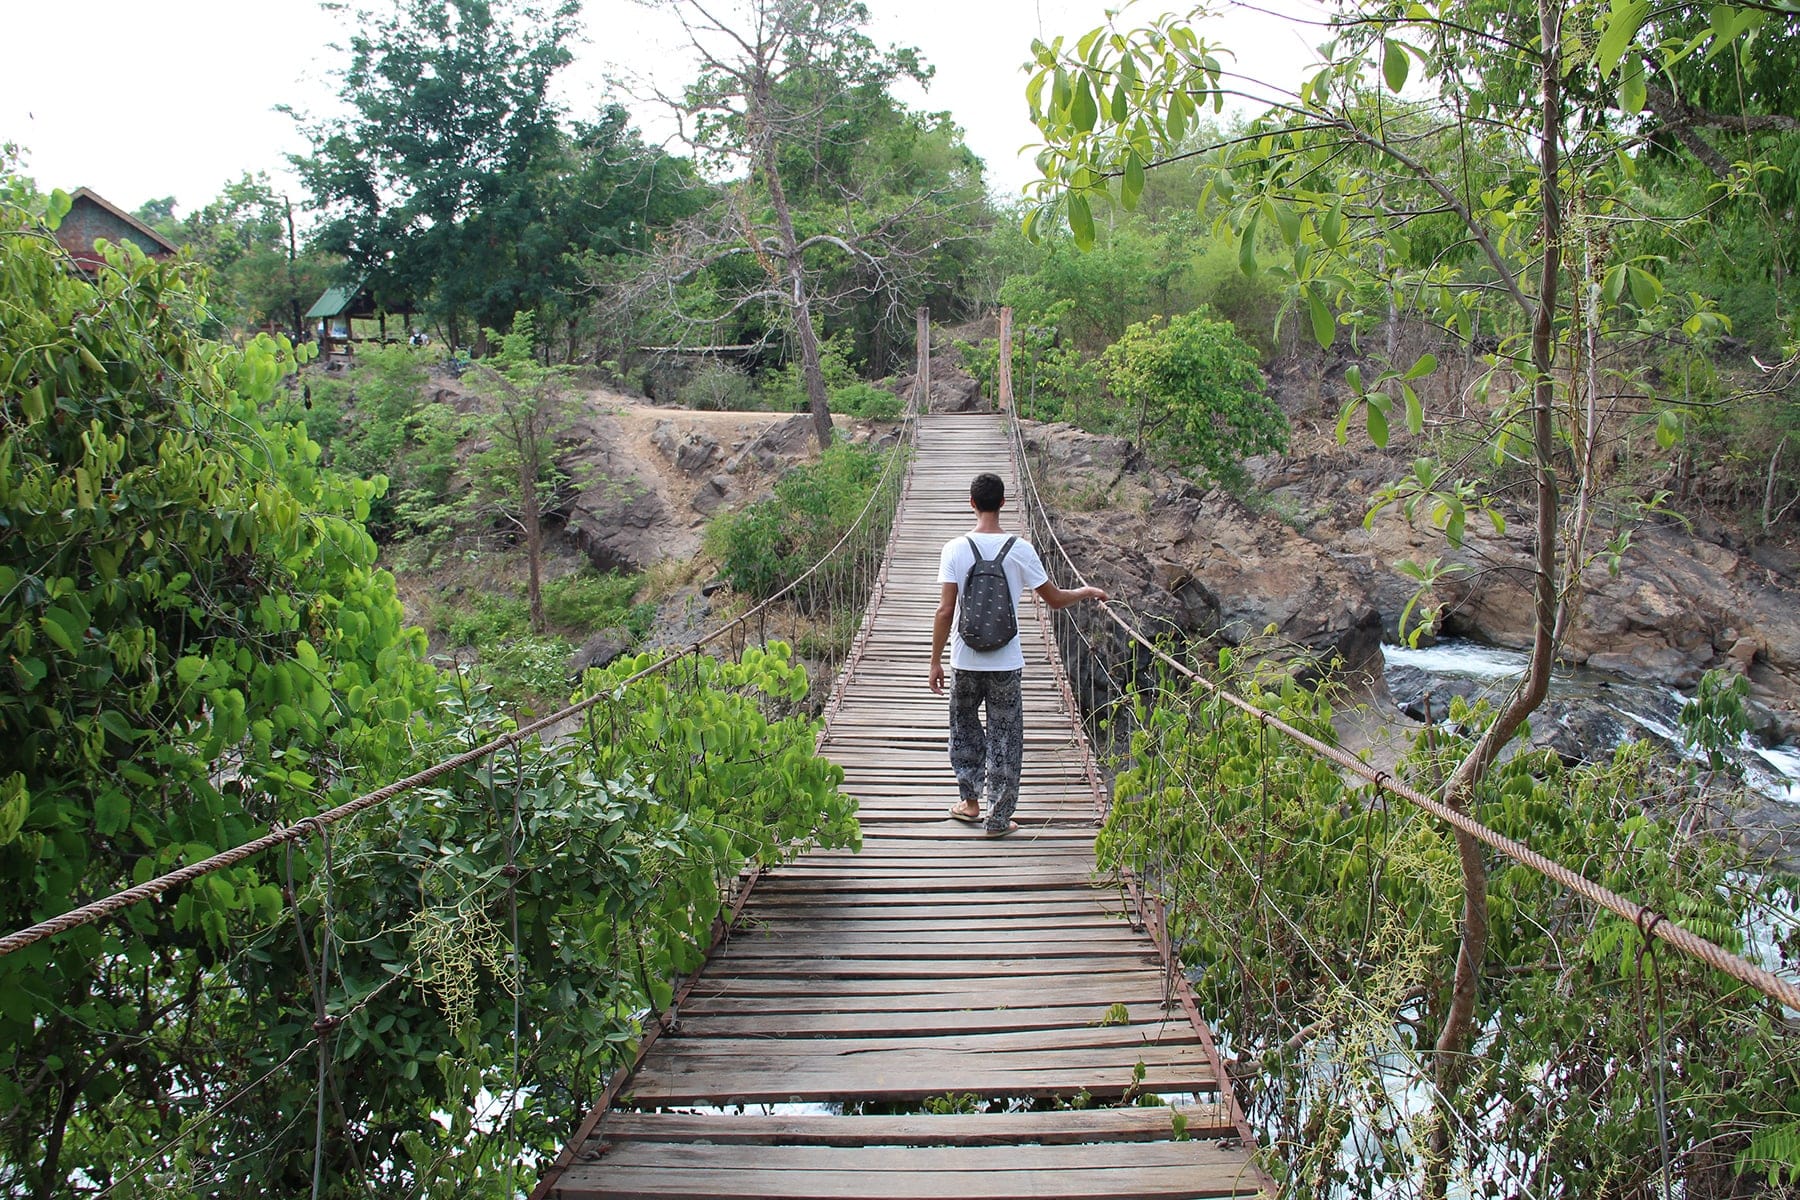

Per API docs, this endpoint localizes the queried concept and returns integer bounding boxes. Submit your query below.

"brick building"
[54,187,178,274]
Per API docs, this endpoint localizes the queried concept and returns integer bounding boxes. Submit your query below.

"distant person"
[409,328,430,347]
[928,472,1107,837]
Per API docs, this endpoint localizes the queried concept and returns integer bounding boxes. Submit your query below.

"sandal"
[984,821,1021,838]
[947,804,982,824]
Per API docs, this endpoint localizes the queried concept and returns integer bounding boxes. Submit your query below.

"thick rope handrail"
[0,399,922,960]
[1004,413,1800,1014]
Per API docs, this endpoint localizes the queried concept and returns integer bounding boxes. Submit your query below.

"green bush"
[681,362,754,410]
[704,443,887,600]
[541,571,655,638]
[1099,657,1800,1195]
[1100,308,1286,486]
[831,381,903,420]
[438,593,532,648]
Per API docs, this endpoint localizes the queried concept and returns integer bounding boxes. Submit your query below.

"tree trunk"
[756,120,833,451]
[1422,5,1565,1194]
[521,452,545,635]
[998,307,1014,413]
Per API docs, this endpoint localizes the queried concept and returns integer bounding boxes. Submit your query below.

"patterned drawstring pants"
[948,668,1025,833]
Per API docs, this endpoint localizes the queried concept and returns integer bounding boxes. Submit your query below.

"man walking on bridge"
[929,472,1107,837]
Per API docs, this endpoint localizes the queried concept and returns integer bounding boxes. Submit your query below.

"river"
[1382,639,1800,802]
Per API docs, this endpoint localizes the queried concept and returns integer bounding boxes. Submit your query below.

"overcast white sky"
[1,0,1323,220]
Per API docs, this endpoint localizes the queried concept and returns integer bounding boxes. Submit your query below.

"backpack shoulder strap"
[966,536,989,563]
[994,536,1018,563]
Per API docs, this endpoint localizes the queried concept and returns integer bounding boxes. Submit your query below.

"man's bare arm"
[928,582,957,693]
[1034,580,1108,610]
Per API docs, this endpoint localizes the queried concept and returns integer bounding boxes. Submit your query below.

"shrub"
[541,571,655,638]
[831,381,903,420]
[704,443,886,600]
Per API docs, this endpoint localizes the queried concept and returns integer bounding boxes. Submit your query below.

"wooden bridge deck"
[542,414,1266,1199]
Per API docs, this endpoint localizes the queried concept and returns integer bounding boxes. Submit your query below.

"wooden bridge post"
[915,306,930,413]
[997,306,1013,414]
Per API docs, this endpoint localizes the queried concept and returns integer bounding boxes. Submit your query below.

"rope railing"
[0,397,919,961]
[1001,407,1800,1014]
[7,378,923,1197]
[1002,403,1800,1191]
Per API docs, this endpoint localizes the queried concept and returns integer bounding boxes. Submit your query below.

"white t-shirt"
[938,531,1049,671]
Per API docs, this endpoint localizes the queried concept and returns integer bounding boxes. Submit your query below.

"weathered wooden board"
[540,414,1262,1199]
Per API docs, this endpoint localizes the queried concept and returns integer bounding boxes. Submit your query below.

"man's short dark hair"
[970,473,1005,512]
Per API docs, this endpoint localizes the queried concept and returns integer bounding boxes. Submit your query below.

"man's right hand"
[928,660,945,694]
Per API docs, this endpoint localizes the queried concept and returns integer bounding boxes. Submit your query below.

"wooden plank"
[624,1062,1219,1105]
[676,982,1175,1014]
[656,1024,1208,1058]
[591,1106,1239,1146]
[671,1002,1195,1038]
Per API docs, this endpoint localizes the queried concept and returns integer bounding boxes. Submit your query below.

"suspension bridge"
[7,389,1799,1197]
[533,412,1268,1198]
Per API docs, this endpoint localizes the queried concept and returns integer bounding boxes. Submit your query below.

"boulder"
[565,478,668,572]
[569,628,634,674]
[691,474,736,515]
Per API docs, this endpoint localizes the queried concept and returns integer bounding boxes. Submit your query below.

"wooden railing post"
[915,307,930,413]
[997,306,1013,415]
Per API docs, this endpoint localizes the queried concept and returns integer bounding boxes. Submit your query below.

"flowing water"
[1382,640,1800,801]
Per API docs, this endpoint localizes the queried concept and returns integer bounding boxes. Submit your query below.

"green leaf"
[1238,217,1260,276]
[1122,154,1146,210]
[0,774,28,845]
[1655,408,1682,449]
[1619,57,1647,113]
[1627,266,1663,308]
[39,608,83,655]
[1273,201,1301,246]
[1366,394,1390,447]
[1111,81,1129,122]
[1345,365,1363,394]
[1068,191,1096,250]
[1072,74,1099,133]
[1403,383,1423,435]
[1167,88,1189,145]
[1306,288,1335,349]
[1596,0,1652,76]
[1402,352,1438,381]
[1383,40,1410,92]
[1603,264,1627,304]
[1322,197,1345,248]
[95,790,130,837]
[1335,401,1355,445]
[46,189,73,228]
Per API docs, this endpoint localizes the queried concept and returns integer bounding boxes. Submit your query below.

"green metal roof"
[304,280,366,320]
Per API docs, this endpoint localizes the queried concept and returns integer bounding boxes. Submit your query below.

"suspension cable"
[1004,409,1800,1013]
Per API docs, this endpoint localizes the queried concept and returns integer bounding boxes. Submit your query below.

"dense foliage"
[0,179,441,1195]
[1097,655,1800,1196]
[704,441,890,600]
[1099,308,1286,485]
[0,176,859,1197]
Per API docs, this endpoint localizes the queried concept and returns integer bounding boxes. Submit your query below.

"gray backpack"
[958,536,1018,652]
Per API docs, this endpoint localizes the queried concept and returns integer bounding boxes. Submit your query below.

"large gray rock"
[569,628,634,673]
[565,477,669,572]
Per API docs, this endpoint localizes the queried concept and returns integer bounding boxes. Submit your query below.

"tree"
[1025,0,1787,1189]
[0,170,441,1196]
[1099,308,1286,484]
[465,313,572,633]
[140,173,339,340]
[289,0,581,347]
[624,0,983,449]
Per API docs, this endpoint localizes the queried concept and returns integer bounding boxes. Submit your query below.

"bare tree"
[617,0,981,448]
